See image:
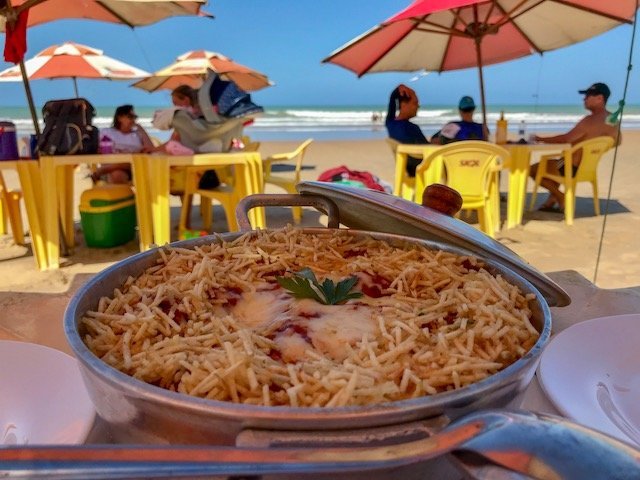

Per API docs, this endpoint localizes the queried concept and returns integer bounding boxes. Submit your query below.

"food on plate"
[81,227,539,407]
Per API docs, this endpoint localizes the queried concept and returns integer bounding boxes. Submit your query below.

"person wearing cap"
[385,84,429,177]
[431,96,489,144]
[93,105,155,184]
[530,82,620,212]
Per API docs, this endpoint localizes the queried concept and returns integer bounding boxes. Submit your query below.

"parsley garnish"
[276,268,363,305]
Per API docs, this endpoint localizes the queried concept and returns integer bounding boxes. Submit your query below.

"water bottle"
[518,120,526,141]
[0,121,19,160]
[99,135,114,154]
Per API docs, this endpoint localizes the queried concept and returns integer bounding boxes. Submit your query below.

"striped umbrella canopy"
[0,41,149,96]
[133,50,273,93]
[324,0,638,128]
[0,0,209,31]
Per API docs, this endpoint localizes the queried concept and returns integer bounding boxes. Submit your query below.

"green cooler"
[80,185,136,248]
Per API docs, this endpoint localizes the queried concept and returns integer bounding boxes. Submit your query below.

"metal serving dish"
[65,181,562,447]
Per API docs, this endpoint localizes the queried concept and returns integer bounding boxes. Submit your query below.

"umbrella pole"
[474,37,488,133]
[19,59,41,137]
[73,77,79,98]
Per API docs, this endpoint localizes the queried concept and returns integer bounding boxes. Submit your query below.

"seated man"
[385,84,429,177]
[431,96,489,144]
[530,82,620,212]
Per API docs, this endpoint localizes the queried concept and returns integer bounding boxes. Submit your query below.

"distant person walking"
[431,96,488,144]
[385,84,429,177]
[530,82,620,212]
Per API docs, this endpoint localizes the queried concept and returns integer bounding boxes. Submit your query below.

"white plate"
[0,340,95,445]
[538,314,640,445]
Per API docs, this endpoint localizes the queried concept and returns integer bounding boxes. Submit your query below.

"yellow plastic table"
[140,151,264,247]
[39,154,153,269]
[502,143,570,229]
[394,144,441,200]
[0,160,47,270]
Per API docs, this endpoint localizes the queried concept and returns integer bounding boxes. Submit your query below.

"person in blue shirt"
[385,84,429,177]
[431,96,489,144]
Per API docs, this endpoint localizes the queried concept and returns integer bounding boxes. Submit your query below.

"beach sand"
[1,132,639,351]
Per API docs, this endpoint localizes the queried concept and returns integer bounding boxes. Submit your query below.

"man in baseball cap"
[431,95,488,144]
[530,82,619,213]
[578,82,611,101]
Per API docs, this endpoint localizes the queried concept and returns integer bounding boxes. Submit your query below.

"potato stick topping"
[81,227,538,407]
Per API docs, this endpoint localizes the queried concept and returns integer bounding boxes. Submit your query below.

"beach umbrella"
[0,41,149,97]
[132,50,272,93]
[0,0,211,135]
[323,0,638,128]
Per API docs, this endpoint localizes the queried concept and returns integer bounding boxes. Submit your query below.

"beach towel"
[318,165,390,193]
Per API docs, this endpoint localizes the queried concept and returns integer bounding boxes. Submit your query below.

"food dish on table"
[538,313,640,446]
[81,227,539,408]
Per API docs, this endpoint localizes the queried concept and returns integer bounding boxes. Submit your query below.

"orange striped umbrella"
[0,41,149,96]
[133,50,272,93]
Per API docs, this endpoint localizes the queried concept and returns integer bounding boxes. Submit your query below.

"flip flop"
[537,205,564,214]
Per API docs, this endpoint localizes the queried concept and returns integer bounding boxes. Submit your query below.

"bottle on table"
[518,120,526,142]
[495,111,508,144]
[99,135,114,154]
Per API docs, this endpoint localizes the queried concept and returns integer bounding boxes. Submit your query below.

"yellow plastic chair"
[0,171,24,245]
[263,138,313,223]
[177,151,263,234]
[428,141,508,238]
[529,136,614,225]
[386,138,415,200]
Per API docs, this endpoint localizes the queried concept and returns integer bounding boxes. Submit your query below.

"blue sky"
[0,0,638,108]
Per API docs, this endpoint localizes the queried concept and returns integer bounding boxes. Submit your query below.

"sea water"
[1,104,639,142]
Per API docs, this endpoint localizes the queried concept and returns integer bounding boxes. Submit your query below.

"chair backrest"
[385,138,400,154]
[571,136,614,181]
[289,138,314,178]
[433,141,508,200]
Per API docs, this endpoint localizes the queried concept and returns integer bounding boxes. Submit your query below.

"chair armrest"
[264,151,296,163]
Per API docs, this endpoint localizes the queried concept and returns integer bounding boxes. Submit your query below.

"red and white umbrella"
[0,41,149,96]
[133,50,272,93]
[0,0,209,31]
[324,0,638,127]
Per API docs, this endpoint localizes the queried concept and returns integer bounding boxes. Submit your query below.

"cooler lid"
[80,185,135,208]
[296,181,570,307]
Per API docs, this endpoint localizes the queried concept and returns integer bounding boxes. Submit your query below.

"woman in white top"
[92,105,154,184]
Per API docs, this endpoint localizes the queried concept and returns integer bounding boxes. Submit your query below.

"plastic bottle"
[495,111,508,144]
[518,120,526,141]
[99,135,114,154]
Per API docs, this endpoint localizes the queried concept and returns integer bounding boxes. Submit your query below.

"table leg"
[41,157,60,268]
[16,162,48,270]
[506,147,529,229]
[149,156,172,246]
[131,155,154,251]
[57,165,75,249]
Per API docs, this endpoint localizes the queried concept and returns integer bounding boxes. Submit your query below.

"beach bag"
[38,98,99,155]
[318,165,390,193]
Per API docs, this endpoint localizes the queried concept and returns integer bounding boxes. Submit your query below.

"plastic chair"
[424,141,507,238]
[529,136,614,225]
[0,171,24,245]
[386,138,415,200]
[177,151,263,234]
[263,139,313,223]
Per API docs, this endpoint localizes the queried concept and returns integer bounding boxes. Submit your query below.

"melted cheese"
[231,290,290,329]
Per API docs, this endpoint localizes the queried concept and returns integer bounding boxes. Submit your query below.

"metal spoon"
[0,409,638,479]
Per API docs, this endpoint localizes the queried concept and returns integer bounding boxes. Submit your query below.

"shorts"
[406,155,422,178]
[556,159,578,177]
